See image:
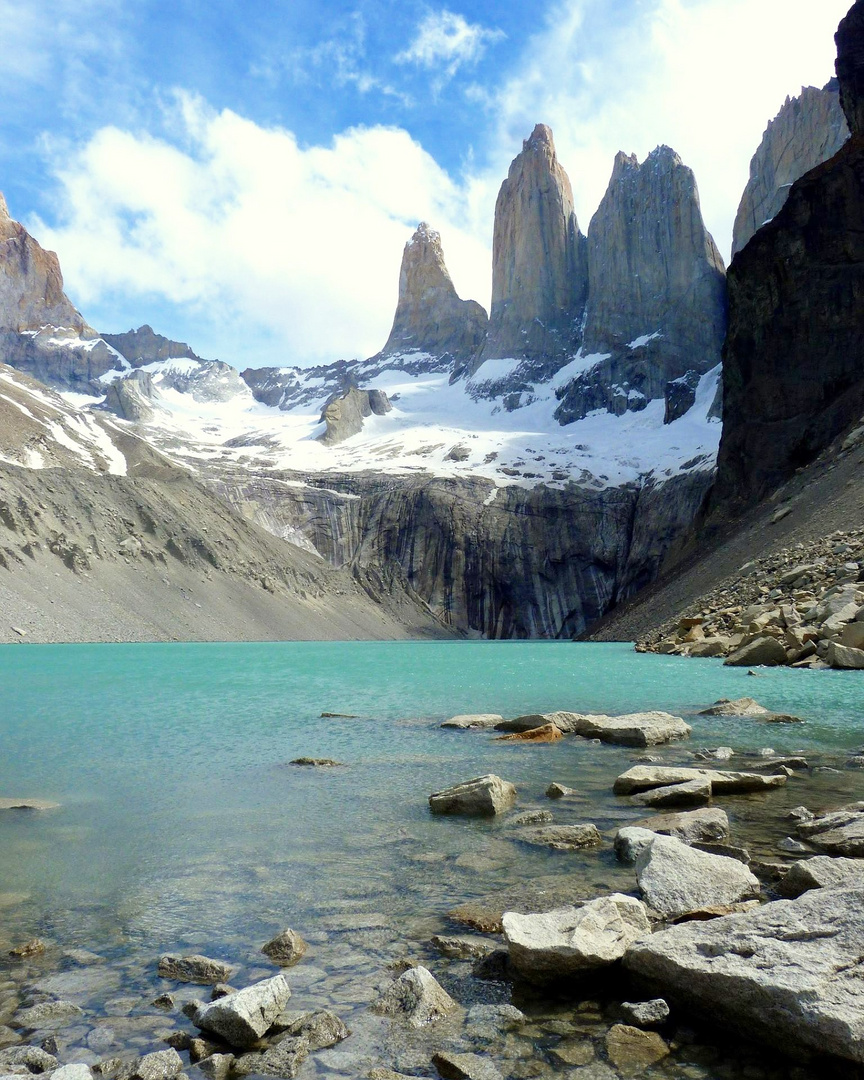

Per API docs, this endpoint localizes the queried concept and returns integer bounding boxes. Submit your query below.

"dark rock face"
[101,325,200,367]
[732,82,849,257]
[556,147,726,423]
[470,125,588,381]
[103,370,157,422]
[317,386,392,445]
[664,372,701,425]
[372,223,487,370]
[714,1,864,514]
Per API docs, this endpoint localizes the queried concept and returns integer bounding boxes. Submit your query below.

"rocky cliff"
[713,0,864,516]
[371,222,487,369]
[732,81,849,257]
[556,147,726,423]
[101,324,200,367]
[469,124,588,383]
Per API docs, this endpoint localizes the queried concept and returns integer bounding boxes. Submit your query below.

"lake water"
[2,641,864,1078]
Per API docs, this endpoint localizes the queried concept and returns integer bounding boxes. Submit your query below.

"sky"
[0,0,853,369]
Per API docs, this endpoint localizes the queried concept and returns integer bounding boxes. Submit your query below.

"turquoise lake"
[1,640,864,1076]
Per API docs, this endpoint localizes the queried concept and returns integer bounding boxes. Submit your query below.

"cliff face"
[470,125,588,381]
[372,223,487,369]
[101,325,199,367]
[732,81,849,257]
[556,146,726,423]
[713,0,864,516]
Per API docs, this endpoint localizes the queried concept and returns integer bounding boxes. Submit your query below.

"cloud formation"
[396,9,505,77]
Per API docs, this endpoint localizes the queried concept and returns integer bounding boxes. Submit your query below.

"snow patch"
[627,331,663,349]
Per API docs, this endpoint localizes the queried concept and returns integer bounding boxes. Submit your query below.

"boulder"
[495,724,562,743]
[429,935,496,961]
[134,1050,183,1080]
[570,712,691,747]
[52,1067,94,1080]
[635,834,761,919]
[777,856,864,898]
[827,642,864,669]
[724,637,789,667]
[431,1051,504,1080]
[196,1055,234,1080]
[698,697,769,717]
[618,999,669,1028]
[14,1000,83,1028]
[515,824,602,850]
[441,715,503,730]
[317,386,392,446]
[631,778,711,809]
[494,714,555,733]
[370,966,458,1027]
[630,807,729,844]
[507,809,553,826]
[158,955,233,985]
[193,974,292,1047]
[624,887,864,1063]
[429,775,516,817]
[235,1037,308,1078]
[613,765,786,796]
[604,1025,669,1074]
[277,1010,348,1050]
[502,894,650,982]
[546,783,578,799]
[614,827,660,864]
[261,930,307,967]
[796,803,864,856]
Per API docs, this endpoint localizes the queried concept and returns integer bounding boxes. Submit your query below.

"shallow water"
[2,641,864,1078]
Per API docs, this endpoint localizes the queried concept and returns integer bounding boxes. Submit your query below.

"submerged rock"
[428,775,517,817]
[158,955,233,985]
[495,723,562,743]
[14,1000,83,1029]
[441,714,503,729]
[0,798,60,811]
[698,697,770,717]
[432,1051,504,1080]
[370,966,458,1027]
[236,1036,309,1078]
[429,935,496,961]
[515,824,602,850]
[261,929,307,967]
[613,765,786,796]
[604,1024,669,1074]
[635,834,761,919]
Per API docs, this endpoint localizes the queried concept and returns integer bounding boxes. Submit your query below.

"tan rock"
[605,1025,669,1075]
[495,723,562,743]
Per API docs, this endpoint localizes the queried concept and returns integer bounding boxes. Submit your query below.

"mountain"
[732,80,849,257]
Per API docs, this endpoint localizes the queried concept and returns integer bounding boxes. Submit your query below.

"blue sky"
[0,0,852,368]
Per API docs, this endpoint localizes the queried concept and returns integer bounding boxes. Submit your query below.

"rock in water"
[732,81,849,256]
[370,966,459,1027]
[796,802,864,855]
[470,124,588,380]
[515,824,602,850]
[261,929,307,966]
[635,835,760,919]
[502,894,650,982]
[777,856,864,898]
[431,1051,504,1080]
[605,1024,669,1074]
[557,145,726,423]
[628,807,730,843]
[371,222,487,371]
[569,711,691,747]
[192,973,291,1047]
[428,775,516,816]
[157,954,233,985]
[624,886,864,1064]
[712,1,864,515]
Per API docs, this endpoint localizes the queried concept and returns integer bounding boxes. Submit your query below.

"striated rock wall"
[317,386,392,445]
[101,324,199,367]
[732,81,849,258]
[471,125,588,381]
[714,0,864,516]
[556,147,726,423]
[211,468,712,639]
[372,223,487,369]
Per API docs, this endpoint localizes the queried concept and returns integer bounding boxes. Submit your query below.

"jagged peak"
[409,221,440,247]
[0,191,8,221]
[523,123,555,154]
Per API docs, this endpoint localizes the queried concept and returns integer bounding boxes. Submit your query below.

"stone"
[370,966,458,1027]
[614,827,659,864]
[698,697,769,717]
[732,80,849,256]
[196,1054,233,1080]
[8,938,45,958]
[192,973,291,1047]
[441,714,503,729]
[470,949,511,982]
[635,834,761,919]
[261,930,307,967]
[188,1038,221,1062]
[316,386,392,446]
[464,1003,525,1033]
[0,798,60,811]
[724,636,788,667]
[495,724,562,743]
[134,1050,183,1080]
[515,824,602,850]
[429,935,496,961]
[158,955,233,985]
[428,775,516,817]
[239,1037,309,1078]
[371,222,488,372]
[613,765,786,796]
[14,1000,83,1028]
[546,783,578,799]
[448,876,590,933]
[692,841,751,863]
[568,711,691,747]
[502,894,650,982]
[619,999,669,1028]
[280,1009,349,1050]
[507,809,553,826]
[471,125,587,379]
[625,886,864,1063]
[287,758,344,767]
[796,802,864,856]
[548,1039,595,1066]
[777,855,864,898]
[52,1067,93,1080]
[827,641,864,669]
[629,807,729,844]
[604,1025,669,1074]
[431,1051,503,1080]
[0,1047,58,1074]
[631,778,711,808]
[151,994,174,1010]
[0,1029,20,1051]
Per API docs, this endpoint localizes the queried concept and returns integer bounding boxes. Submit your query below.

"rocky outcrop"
[470,125,588,381]
[732,81,849,257]
[634,834,760,919]
[371,223,487,369]
[317,386,392,445]
[103,370,157,422]
[101,325,199,367]
[713,2,864,516]
[556,147,726,422]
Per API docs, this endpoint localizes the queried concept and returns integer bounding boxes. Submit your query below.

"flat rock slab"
[515,824,601,850]
[503,895,650,983]
[630,807,729,843]
[0,798,59,810]
[699,698,770,717]
[495,723,562,743]
[570,712,691,747]
[158,954,233,985]
[432,1051,504,1080]
[429,775,516,816]
[14,999,83,1029]
[624,886,864,1064]
[778,856,864,898]
[193,973,291,1047]
[614,766,787,796]
[441,714,503,729]
[796,802,864,856]
[631,778,711,809]
[635,834,761,919]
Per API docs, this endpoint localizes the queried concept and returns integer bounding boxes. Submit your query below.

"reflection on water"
[2,641,864,1077]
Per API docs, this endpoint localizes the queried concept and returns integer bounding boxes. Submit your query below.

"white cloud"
[477,0,852,263]
[31,94,491,367]
[396,10,505,77]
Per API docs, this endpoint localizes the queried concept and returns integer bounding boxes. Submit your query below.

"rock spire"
[471,124,588,378]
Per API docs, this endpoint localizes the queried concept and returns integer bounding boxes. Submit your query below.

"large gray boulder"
[569,711,691,747]
[317,386,392,446]
[613,765,786,796]
[796,802,864,856]
[629,807,730,844]
[635,834,760,919]
[370,966,458,1027]
[724,636,789,667]
[631,778,711,809]
[503,894,650,982]
[698,697,770,717]
[778,856,864,898]
[429,775,516,816]
[624,887,864,1063]
[193,974,291,1047]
